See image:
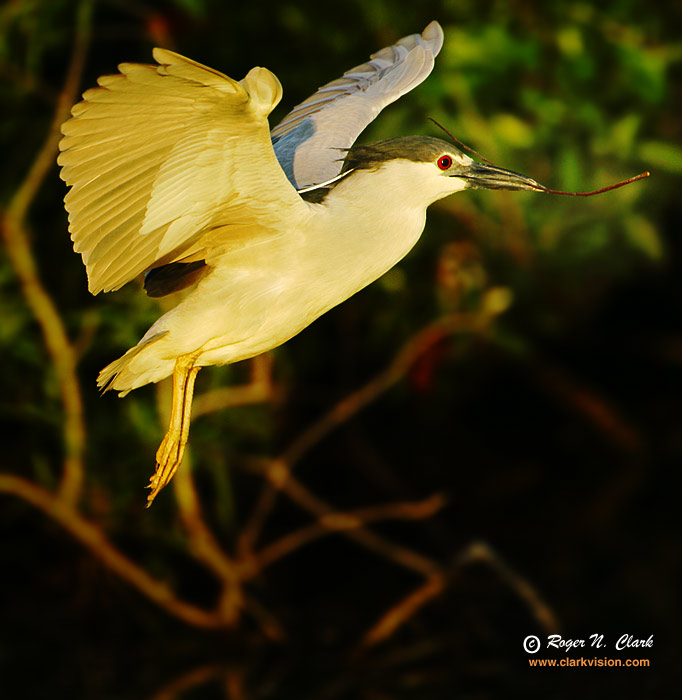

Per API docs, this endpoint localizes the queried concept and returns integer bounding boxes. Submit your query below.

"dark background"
[1,0,680,697]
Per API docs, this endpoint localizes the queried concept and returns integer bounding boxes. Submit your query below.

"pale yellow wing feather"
[59,48,306,294]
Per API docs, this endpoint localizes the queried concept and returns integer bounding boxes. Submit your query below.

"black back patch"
[144,260,207,298]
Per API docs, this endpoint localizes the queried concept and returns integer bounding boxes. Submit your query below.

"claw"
[146,354,201,506]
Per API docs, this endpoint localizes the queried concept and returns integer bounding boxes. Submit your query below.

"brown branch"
[359,537,559,650]
[148,664,223,700]
[172,460,245,623]
[237,481,278,559]
[222,668,247,700]
[155,379,245,623]
[281,314,479,468]
[0,0,93,506]
[241,593,286,642]
[240,311,492,554]
[0,60,60,103]
[534,364,642,452]
[0,474,230,628]
[251,493,447,574]
[360,575,446,648]
[146,663,252,700]
[192,354,276,418]
[457,540,559,634]
[245,459,441,578]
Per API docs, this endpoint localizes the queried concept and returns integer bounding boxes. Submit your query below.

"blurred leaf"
[556,26,584,57]
[594,113,642,157]
[126,395,162,447]
[379,267,407,293]
[567,221,611,258]
[482,286,513,316]
[520,88,567,127]
[490,113,533,149]
[442,25,539,74]
[618,45,667,103]
[624,215,664,260]
[556,145,583,192]
[638,141,682,173]
[170,0,208,17]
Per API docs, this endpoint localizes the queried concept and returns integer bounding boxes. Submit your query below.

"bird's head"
[340,135,542,206]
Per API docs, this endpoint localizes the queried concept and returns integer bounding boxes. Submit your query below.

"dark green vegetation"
[1,1,679,697]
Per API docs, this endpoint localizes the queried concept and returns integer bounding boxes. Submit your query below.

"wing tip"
[422,21,445,56]
[152,46,180,66]
[240,66,283,115]
[86,275,104,295]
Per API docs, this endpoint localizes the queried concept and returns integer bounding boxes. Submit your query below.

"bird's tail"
[98,331,169,396]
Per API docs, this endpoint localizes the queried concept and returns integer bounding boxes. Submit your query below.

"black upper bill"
[455,163,544,192]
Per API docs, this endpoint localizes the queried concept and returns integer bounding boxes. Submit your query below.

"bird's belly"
[195,273,364,365]
[194,254,402,365]
[148,211,425,368]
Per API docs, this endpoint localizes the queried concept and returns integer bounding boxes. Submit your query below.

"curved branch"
[251,493,447,574]
[360,575,445,648]
[0,475,229,629]
[155,379,245,623]
[0,0,94,505]
[281,314,473,468]
[192,354,275,418]
[172,460,245,622]
[148,665,223,700]
[240,312,487,553]
[246,460,441,577]
[457,540,559,634]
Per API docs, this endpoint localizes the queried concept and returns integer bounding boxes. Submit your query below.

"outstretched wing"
[271,21,444,189]
[59,49,307,294]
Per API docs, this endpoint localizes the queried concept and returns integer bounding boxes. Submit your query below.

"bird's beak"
[456,162,543,192]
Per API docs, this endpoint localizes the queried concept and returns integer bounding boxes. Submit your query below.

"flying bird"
[58,21,646,504]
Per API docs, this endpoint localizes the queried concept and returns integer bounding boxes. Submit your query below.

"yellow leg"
[147,353,201,507]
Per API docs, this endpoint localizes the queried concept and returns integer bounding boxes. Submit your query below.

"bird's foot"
[145,354,201,507]
[147,431,187,507]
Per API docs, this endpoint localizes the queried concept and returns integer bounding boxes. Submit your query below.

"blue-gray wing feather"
[272,21,444,189]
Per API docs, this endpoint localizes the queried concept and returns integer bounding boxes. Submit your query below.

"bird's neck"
[320,162,434,252]
[302,164,432,304]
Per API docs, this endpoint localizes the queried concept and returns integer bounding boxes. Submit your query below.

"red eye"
[437,154,453,170]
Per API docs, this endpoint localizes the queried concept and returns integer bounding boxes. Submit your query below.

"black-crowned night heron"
[57,21,646,504]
